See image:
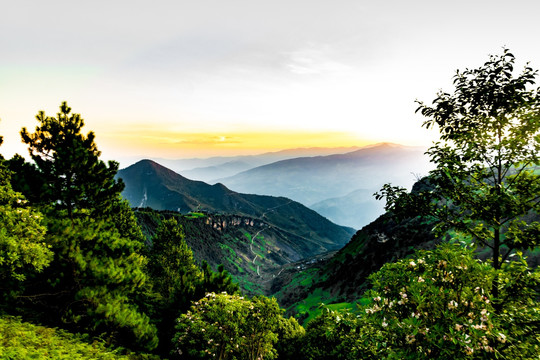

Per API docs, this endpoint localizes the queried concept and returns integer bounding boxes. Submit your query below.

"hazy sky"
[2,0,540,162]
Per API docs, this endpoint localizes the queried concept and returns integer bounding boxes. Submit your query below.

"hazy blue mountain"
[181,161,254,183]
[310,188,386,229]
[216,143,431,228]
[117,159,355,254]
[145,146,363,175]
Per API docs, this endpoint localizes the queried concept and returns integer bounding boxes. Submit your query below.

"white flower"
[406,334,416,344]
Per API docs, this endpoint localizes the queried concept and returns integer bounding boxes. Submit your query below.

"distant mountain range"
[148,146,363,181]
[215,143,432,228]
[310,188,385,230]
[118,143,431,229]
[117,159,355,255]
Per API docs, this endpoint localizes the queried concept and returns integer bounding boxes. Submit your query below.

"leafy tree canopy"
[0,316,137,360]
[376,49,540,271]
[6,104,159,351]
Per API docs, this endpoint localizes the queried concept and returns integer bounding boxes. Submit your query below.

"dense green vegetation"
[133,208,305,297]
[0,316,133,359]
[1,50,539,359]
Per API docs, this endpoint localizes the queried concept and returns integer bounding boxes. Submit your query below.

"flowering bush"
[359,243,540,359]
[174,292,283,360]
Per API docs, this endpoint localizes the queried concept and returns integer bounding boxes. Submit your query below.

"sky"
[1,0,540,163]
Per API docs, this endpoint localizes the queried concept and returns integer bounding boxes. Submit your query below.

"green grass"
[0,316,135,359]
[184,212,206,219]
[236,278,262,295]
[291,288,360,326]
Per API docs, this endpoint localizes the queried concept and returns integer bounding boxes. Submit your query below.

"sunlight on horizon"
[96,129,377,160]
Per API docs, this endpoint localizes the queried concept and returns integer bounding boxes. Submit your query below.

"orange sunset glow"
[97,129,372,159]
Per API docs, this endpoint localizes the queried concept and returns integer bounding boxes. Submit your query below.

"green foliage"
[0,316,132,359]
[199,261,239,296]
[174,293,283,360]
[5,153,47,204]
[20,101,124,218]
[289,288,343,326]
[1,105,159,352]
[38,215,158,350]
[10,103,159,350]
[185,212,206,219]
[142,216,239,357]
[149,218,201,302]
[146,218,203,354]
[274,316,305,359]
[359,243,540,359]
[297,244,539,359]
[299,308,365,360]
[0,160,52,285]
[111,199,147,244]
[376,50,540,272]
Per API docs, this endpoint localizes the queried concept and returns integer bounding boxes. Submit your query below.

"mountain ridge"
[117,159,355,254]
[214,143,431,228]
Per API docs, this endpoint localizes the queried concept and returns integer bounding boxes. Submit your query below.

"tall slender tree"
[146,217,239,356]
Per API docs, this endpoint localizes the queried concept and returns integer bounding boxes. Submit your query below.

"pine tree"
[20,102,123,219]
[15,103,158,351]
[146,218,203,354]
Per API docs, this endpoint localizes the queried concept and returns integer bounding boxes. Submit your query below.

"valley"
[116,145,433,307]
[134,208,338,296]
[117,143,540,327]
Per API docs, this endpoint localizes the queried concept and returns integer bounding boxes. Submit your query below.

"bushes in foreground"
[300,243,540,360]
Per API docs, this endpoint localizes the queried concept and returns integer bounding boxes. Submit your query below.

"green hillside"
[134,208,336,295]
[118,159,355,252]
[277,178,540,323]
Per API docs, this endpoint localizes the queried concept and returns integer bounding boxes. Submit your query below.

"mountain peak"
[117,160,355,252]
[127,159,166,170]
[124,159,187,179]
